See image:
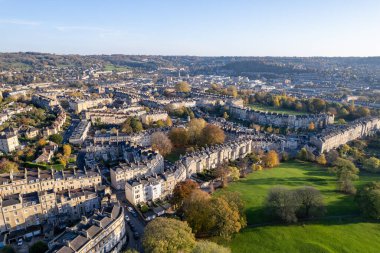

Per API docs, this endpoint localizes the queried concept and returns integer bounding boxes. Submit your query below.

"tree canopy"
[142,217,196,253]
[356,181,380,219]
[175,81,191,92]
[329,158,359,194]
[263,150,280,168]
[151,132,173,156]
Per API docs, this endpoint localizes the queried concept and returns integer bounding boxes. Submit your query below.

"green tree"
[229,166,240,181]
[356,181,380,219]
[266,187,299,223]
[156,119,165,128]
[121,118,133,133]
[219,191,247,228]
[329,158,359,194]
[142,218,195,253]
[363,157,380,173]
[297,148,315,162]
[295,186,325,218]
[210,197,243,238]
[0,158,19,173]
[130,117,143,132]
[50,134,63,144]
[183,190,213,236]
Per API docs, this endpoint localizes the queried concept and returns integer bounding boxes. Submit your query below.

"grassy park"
[249,104,308,115]
[216,160,380,252]
[228,220,380,253]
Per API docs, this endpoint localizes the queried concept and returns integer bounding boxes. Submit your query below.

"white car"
[125,214,130,221]
[17,238,23,246]
[127,206,134,212]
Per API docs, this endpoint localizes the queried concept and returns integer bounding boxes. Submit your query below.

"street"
[62,116,79,144]
[116,191,146,252]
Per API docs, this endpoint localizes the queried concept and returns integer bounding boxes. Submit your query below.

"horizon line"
[1,51,380,58]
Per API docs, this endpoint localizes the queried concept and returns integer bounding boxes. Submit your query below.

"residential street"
[116,191,146,252]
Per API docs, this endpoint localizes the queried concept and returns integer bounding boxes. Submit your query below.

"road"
[63,117,79,144]
[116,190,146,252]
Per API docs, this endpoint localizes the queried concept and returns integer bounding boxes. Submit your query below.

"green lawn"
[24,162,65,171]
[249,104,308,115]
[216,160,380,253]
[165,147,187,163]
[103,64,129,72]
[227,220,380,253]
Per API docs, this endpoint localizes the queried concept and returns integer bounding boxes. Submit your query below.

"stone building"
[0,133,19,153]
[69,120,91,145]
[110,143,164,190]
[32,94,59,109]
[229,105,334,130]
[84,106,146,125]
[140,110,168,125]
[69,98,113,114]
[48,204,126,253]
[0,187,101,233]
[310,117,380,153]
[41,105,67,137]
[92,127,170,146]
[0,167,101,197]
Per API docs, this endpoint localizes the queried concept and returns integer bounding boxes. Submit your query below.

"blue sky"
[1,0,379,56]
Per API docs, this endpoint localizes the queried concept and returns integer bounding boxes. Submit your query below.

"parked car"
[127,206,134,212]
[17,238,23,246]
[125,214,130,221]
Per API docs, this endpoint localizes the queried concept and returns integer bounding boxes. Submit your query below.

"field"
[249,104,308,115]
[216,160,380,252]
[228,221,380,253]
[103,64,130,72]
